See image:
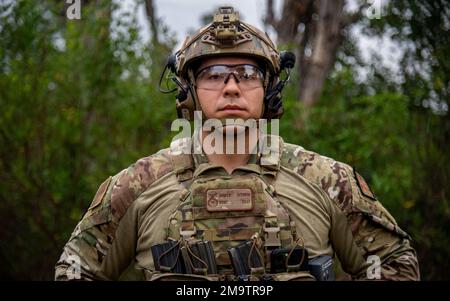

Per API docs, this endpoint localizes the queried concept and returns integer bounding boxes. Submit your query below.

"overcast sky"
[141,0,272,47]
[117,0,400,76]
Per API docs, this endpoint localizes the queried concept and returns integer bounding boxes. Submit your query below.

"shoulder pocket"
[88,176,112,211]
[79,177,113,232]
[348,168,410,240]
[79,207,112,232]
[361,211,410,240]
[351,192,410,239]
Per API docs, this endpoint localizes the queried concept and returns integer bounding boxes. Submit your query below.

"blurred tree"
[264,0,369,106]
[272,0,449,280]
[144,0,158,45]
[0,0,176,280]
[364,0,450,280]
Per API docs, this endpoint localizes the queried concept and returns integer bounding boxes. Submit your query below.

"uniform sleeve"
[54,173,138,280]
[329,165,420,281]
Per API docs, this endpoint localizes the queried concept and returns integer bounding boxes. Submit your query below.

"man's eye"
[207,74,222,81]
[239,73,255,80]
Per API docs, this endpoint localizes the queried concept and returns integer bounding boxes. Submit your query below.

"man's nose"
[222,74,241,98]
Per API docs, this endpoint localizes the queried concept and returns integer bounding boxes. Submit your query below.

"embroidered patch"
[353,168,377,201]
[206,188,253,212]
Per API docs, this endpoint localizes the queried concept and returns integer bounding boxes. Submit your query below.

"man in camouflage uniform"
[55,6,419,281]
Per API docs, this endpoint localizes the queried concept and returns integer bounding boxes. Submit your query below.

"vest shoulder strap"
[259,134,284,181]
[170,137,194,184]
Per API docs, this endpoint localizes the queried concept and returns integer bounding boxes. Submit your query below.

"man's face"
[195,56,264,120]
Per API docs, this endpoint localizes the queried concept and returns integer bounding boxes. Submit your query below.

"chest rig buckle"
[263,224,281,248]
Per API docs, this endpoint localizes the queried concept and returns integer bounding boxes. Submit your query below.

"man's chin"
[202,114,260,135]
[216,124,247,135]
[216,110,252,119]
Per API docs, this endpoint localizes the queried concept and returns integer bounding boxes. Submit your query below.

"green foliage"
[279,0,450,279]
[281,63,449,280]
[0,0,176,280]
[0,0,448,280]
[366,0,450,280]
[282,68,414,213]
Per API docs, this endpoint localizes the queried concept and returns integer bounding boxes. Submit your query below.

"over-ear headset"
[157,6,296,121]
[264,50,296,120]
[159,50,296,121]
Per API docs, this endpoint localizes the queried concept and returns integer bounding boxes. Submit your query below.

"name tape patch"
[206,188,253,212]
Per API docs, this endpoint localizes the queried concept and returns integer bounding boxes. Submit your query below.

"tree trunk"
[299,0,345,106]
[145,0,159,45]
[265,0,313,47]
[265,0,365,106]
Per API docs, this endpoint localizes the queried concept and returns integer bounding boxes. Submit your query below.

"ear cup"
[167,54,177,73]
[176,88,188,102]
[264,94,283,120]
[264,80,285,120]
[262,51,296,120]
[175,78,197,121]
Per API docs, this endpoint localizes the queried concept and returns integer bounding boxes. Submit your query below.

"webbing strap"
[170,137,195,184]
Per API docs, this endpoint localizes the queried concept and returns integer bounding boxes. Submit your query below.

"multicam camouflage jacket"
[55,135,420,281]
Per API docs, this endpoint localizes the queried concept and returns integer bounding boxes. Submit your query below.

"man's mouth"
[219,104,245,112]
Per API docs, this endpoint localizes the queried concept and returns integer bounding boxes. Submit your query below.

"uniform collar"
[191,128,263,177]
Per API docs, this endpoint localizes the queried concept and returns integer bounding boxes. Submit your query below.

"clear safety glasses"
[195,64,265,91]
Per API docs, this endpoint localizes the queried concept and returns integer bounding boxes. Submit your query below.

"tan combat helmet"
[159,6,295,121]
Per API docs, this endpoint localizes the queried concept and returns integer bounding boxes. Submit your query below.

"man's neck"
[206,152,250,174]
[201,128,258,174]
